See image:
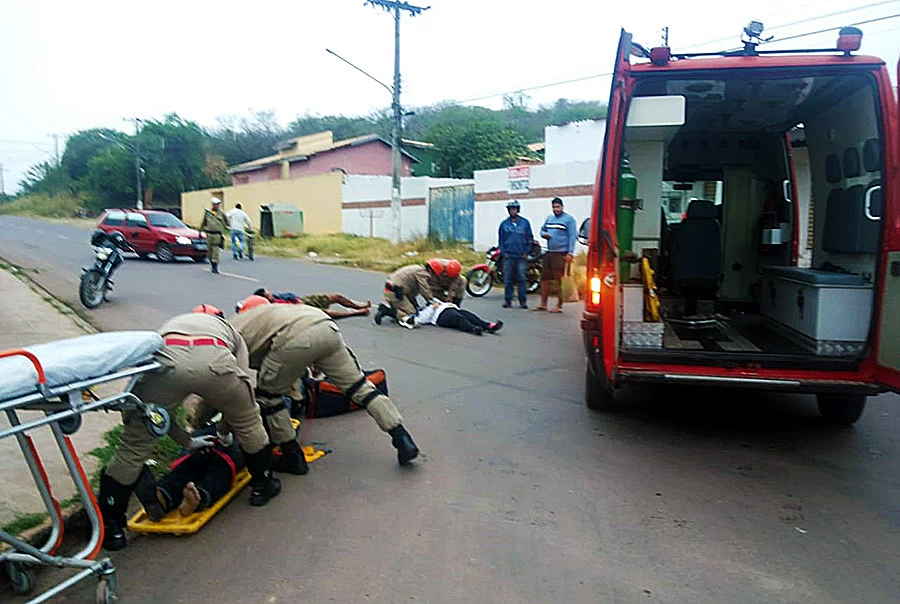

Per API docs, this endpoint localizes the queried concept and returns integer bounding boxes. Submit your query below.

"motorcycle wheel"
[79,270,107,309]
[466,268,493,297]
[526,264,542,293]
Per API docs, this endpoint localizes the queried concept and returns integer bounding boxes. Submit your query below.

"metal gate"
[428,185,474,242]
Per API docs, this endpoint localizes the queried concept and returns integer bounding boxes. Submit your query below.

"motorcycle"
[79,230,134,309]
[466,241,544,297]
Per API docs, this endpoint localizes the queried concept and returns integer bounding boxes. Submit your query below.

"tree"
[426,116,530,178]
[86,148,135,209]
[60,129,121,183]
[209,110,286,166]
[19,161,70,197]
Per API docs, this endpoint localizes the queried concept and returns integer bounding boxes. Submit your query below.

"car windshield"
[146,213,186,228]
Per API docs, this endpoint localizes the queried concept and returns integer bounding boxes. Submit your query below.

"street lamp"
[97,131,143,210]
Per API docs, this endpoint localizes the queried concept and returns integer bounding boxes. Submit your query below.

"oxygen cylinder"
[617,156,640,281]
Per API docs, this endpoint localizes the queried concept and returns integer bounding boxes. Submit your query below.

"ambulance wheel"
[96,577,117,604]
[585,362,615,410]
[60,413,82,435]
[4,562,34,595]
[817,394,867,426]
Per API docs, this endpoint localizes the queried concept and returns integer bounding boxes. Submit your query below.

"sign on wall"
[507,166,530,195]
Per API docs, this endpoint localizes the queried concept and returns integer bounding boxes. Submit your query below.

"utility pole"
[0,162,5,196]
[662,26,669,46]
[124,118,143,210]
[50,134,60,167]
[366,0,430,244]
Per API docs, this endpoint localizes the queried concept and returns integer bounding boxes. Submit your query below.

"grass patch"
[253,233,485,274]
[87,410,187,485]
[0,192,80,218]
[2,512,48,536]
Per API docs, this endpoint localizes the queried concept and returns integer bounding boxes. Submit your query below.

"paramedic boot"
[244,446,282,507]
[272,439,309,475]
[211,261,219,274]
[98,469,134,551]
[388,425,419,465]
[133,464,168,522]
[373,303,396,325]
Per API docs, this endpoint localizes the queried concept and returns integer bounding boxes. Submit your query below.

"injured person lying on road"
[241,288,372,319]
[402,298,503,335]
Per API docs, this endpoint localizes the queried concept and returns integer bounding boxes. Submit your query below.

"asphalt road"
[1,215,898,604]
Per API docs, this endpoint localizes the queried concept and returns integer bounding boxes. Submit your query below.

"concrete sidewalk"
[0,263,117,529]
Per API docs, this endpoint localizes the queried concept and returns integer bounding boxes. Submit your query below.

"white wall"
[545,120,606,164]
[341,175,473,241]
[473,160,597,252]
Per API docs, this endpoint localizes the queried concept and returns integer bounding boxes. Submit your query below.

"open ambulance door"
[873,61,900,392]
[595,29,634,385]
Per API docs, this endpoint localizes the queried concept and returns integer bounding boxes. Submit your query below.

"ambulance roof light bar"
[661,22,864,61]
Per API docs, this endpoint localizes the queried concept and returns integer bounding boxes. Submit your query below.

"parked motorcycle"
[466,241,544,297]
[79,230,134,309]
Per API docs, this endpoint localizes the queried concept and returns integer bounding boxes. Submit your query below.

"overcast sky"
[2,0,898,193]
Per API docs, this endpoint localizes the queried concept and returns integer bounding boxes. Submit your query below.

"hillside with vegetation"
[1,98,605,217]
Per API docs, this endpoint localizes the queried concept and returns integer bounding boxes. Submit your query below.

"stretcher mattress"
[0,331,163,402]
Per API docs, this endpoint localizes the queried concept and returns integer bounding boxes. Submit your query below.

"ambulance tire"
[816,393,867,426]
[585,361,615,410]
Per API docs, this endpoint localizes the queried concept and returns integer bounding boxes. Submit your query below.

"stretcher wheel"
[144,405,170,437]
[60,413,83,435]
[3,562,34,595]
[96,576,117,604]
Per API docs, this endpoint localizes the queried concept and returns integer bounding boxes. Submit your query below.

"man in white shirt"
[403,298,503,335]
[226,203,253,260]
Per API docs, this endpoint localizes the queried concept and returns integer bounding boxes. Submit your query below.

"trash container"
[260,203,304,238]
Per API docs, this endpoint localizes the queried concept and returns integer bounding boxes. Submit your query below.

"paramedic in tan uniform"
[97,304,281,552]
[232,295,420,466]
[426,258,467,305]
[373,262,436,324]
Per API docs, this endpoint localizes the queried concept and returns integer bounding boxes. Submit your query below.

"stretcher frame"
[0,347,165,604]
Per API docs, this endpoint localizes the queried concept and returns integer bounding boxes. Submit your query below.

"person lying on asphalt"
[401,298,503,336]
[246,288,372,319]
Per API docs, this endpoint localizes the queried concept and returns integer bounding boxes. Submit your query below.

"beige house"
[181,171,343,234]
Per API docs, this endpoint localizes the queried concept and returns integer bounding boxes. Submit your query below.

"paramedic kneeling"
[98,304,281,552]
[232,295,420,466]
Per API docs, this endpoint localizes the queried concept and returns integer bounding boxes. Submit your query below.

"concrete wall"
[473,160,596,252]
[341,175,473,241]
[181,171,343,235]
[545,120,606,164]
[289,144,413,179]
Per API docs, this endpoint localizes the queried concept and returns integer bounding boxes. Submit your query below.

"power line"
[452,10,900,105]
[765,12,900,44]
[679,0,900,50]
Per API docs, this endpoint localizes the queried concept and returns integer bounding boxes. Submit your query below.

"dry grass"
[253,233,485,274]
[0,193,81,218]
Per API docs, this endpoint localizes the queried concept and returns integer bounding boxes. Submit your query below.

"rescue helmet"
[446,258,462,279]
[211,197,222,205]
[236,294,270,314]
[191,303,224,318]
[506,199,520,209]
[426,258,444,275]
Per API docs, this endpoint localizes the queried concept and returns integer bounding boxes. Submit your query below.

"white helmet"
[211,197,222,205]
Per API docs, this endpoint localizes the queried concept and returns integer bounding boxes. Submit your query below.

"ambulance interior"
[620,72,885,367]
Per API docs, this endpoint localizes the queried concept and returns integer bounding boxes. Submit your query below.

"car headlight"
[175,236,191,245]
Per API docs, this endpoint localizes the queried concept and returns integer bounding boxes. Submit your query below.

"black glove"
[218,238,224,249]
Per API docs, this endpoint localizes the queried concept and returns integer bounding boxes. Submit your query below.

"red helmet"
[426,258,444,275]
[192,304,224,318]
[236,295,270,314]
[446,259,462,279]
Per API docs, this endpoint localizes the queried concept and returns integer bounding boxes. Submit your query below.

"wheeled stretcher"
[0,332,168,604]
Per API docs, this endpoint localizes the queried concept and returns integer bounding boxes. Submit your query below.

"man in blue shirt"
[497,200,533,308]
[534,197,577,313]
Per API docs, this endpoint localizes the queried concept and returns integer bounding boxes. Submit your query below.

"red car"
[96,209,207,262]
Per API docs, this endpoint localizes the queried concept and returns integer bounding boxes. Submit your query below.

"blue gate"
[428,185,474,242]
